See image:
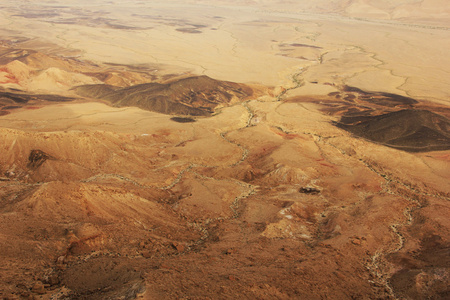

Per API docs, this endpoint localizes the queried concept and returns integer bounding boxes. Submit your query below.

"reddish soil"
[0,112,448,299]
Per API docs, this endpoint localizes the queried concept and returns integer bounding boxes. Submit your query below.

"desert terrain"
[0,0,449,299]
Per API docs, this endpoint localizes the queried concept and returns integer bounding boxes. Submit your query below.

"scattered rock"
[225,248,236,255]
[56,256,65,265]
[351,238,361,246]
[299,187,320,194]
[160,263,170,269]
[141,251,152,258]
[48,274,60,286]
[31,281,45,294]
[172,242,185,252]
[4,170,15,177]
[27,149,51,169]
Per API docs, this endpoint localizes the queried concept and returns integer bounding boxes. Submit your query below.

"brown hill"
[1,102,449,299]
[336,109,450,152]
[0,90,76,114]
[73,75,253,116]
[341,85,418,107]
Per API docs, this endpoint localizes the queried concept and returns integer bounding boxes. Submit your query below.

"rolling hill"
[336,109,450,152]
[73,75,253,116]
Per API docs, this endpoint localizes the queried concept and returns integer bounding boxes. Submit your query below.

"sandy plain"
[0,0,449,299]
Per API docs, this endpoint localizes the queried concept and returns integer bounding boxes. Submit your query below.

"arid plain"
[0,0,449,299]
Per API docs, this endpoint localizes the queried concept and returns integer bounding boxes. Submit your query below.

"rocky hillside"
[74,75,254,116]
[336,109,450,152]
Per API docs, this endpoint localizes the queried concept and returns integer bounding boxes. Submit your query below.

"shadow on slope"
[335,109,450,152]
[73,75,253,116]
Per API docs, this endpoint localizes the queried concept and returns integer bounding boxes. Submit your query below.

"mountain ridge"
[73,75,254,116]
[336,109,450,152]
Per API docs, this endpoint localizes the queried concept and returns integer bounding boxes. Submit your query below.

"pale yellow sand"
[0,0,448,103]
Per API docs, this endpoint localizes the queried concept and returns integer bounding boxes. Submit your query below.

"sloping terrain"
[74,75,254,116]
[289,86,450,152]
[0,44,158,94]
[0,50,448,299]
[0,45,448,299]
[0,1,449,299]
[0,97,449,299]
[336,109,450,152]
[0,43,259,117]
[0,89,77,117]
